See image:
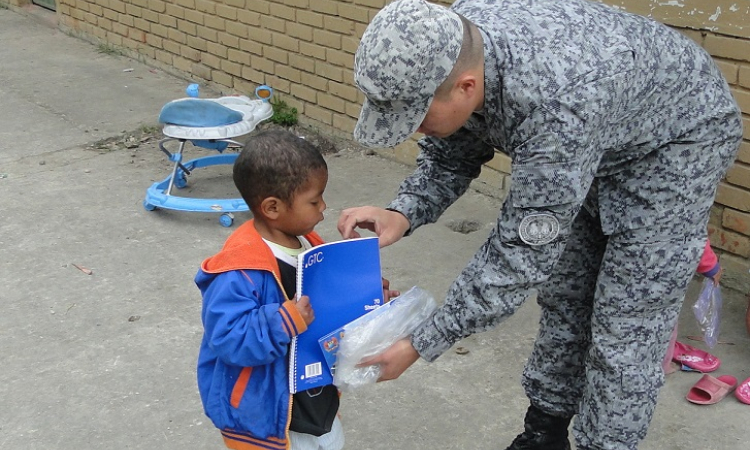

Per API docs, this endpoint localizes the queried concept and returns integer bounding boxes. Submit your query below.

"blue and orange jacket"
[195,219,324,450]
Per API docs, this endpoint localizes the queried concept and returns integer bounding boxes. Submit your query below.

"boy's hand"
[382,277,400,303]
[295,295,315,325]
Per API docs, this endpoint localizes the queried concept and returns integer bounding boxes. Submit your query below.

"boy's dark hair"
[233,129,327,210]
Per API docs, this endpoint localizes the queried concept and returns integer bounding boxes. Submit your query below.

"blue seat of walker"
[158,99,243,127]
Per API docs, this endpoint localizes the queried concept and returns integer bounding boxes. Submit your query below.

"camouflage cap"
[354,0,463,148]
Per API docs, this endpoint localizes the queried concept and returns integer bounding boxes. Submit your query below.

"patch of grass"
[140,124,160,135]
[269,97,298,126]
[97,42,123,56]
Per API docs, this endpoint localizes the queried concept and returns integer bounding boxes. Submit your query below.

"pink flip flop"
[735,377,750,405]
[686,374,737,405]
[673,341,720,373]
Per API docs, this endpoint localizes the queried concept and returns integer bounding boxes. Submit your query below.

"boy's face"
[276,168,328,237]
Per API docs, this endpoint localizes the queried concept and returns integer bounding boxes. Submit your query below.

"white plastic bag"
[693,277,723,349]
[333,286,437,391]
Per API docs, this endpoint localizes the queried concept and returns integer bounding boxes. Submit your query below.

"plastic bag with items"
[333,286,437,391]
[693,277,723,349]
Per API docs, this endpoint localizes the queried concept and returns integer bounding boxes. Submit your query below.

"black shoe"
[504,404,572,450]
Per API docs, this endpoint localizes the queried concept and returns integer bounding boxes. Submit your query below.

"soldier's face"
[416,95,475,138]
[417,75,483,139]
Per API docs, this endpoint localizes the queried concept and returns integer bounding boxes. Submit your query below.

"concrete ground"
[1,6,749,450]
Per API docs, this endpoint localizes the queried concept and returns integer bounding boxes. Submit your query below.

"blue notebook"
[289,236,383,393]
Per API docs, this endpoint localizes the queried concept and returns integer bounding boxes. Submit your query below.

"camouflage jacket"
[389,0,742,362]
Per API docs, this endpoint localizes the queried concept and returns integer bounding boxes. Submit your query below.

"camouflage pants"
[520,119,742,450]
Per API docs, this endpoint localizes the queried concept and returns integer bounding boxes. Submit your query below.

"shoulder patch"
[519,214,559,246]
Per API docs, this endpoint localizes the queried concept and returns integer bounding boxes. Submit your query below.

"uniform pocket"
[511,162,584,209]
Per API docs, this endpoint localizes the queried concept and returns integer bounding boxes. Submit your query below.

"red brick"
[708,224,750,257]
[723,208,750,236]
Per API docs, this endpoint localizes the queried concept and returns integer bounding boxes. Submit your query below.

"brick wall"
[601,0,750,290]
[2,0,748,289]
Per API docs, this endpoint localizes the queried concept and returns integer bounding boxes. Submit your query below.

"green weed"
[270,97,298,126]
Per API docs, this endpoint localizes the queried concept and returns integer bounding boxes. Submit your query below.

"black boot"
[504,404,572,450]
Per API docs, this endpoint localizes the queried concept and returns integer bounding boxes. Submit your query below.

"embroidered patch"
[518,214,559,246]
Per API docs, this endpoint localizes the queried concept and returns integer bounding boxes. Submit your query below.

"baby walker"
[143,84,274,227]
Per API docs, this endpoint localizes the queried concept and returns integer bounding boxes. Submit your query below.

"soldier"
[337,0,743,449]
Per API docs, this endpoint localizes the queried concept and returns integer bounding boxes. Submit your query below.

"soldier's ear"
[456,74,479,100]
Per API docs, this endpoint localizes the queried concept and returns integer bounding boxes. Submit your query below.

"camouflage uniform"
[354,0,742,449]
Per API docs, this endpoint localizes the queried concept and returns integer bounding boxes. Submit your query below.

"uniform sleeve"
[201,270,306,367]
[411,100,603,362]
[386,127,496,232]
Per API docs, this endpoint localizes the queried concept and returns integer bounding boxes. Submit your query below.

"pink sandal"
[672,341,720,373]
[735,377,750,405]
[686,374,737,405]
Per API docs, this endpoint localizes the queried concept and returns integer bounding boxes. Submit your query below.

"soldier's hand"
[358,337,419,381]
[337,206,411,247]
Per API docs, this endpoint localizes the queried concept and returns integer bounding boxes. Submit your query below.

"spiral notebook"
[289,236,383,393]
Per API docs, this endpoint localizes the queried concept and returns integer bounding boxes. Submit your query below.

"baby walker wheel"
[143,199,156,211]
[219,213,234,227]
[173,171,188,189]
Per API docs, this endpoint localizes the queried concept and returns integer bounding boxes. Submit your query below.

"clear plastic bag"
[693,277,723,349]
[333,286,437,391]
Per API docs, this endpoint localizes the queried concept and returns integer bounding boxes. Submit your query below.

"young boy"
[195,130,342,450]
